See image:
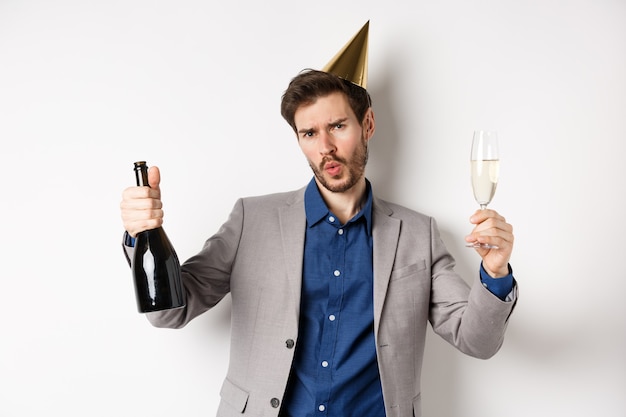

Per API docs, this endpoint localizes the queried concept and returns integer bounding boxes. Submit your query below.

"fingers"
[122,183,162,201]
[148,165,161,192]
[469,215,513,240]
[120,171,164,237]
[465,209,514,277]
[469,208,505,225]
[465,219,513,249]
[122,213,164,237]
[466,209,511,239]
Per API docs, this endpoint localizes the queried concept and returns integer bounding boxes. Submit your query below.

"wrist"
[484,264,511,278]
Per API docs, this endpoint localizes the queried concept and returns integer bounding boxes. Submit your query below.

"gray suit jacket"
[141,186,517,417]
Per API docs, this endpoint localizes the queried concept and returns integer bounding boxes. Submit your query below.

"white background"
[1,1,625,416]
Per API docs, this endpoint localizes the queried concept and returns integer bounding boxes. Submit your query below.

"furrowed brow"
[327,117,349,128]
[297,127,316,136]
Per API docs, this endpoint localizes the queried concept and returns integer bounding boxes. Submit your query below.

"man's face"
[294,92,374,194]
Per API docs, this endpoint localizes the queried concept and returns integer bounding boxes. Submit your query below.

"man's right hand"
[120,165,164,237]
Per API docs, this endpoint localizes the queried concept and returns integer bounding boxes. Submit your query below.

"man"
[120,23,516,417]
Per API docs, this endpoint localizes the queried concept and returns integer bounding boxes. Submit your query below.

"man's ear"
[364,108,376,140]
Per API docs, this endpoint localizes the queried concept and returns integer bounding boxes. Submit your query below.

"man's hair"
[280,69,372,134]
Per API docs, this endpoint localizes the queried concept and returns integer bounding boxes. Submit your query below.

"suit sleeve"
[144,198,245,329]
[428,217,517,359]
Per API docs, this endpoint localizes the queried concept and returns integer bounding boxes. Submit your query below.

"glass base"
[465,242,499,249]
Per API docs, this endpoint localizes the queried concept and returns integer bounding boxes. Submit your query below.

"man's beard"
[309,137,369,193]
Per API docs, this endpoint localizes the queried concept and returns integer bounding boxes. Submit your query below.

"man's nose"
[318,131,336,155]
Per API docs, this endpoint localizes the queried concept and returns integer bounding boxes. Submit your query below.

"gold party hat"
[322,21,369,89]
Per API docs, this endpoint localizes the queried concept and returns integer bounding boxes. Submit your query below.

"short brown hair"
[280,69,372,133]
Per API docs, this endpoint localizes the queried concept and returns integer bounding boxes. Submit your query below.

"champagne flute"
[466,130,500,249]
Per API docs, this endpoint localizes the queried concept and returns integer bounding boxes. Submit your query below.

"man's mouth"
[324,161,342,176]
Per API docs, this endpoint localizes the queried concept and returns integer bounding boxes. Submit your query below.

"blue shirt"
[279,178,514,417]
[280,178,385,417]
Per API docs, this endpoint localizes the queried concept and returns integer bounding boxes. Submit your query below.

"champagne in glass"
[467,130,500,248]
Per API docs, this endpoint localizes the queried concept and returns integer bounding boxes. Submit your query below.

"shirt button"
[333,270,341,277]
[321,360,329,368]
[329,314,336,321]
[285,339,295,349]
[319,404,326,412]
[270,398,280,408]
[338,229,344,235]
[328,216,335,223]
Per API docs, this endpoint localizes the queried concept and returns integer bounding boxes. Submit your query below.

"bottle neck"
[133,161,150,187]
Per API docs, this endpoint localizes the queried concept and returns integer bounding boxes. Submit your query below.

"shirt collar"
[304,177,373,235]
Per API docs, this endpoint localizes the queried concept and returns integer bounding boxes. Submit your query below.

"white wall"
[1,1,624,416]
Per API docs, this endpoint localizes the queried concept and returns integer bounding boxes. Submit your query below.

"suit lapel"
[276,190,400,331]
[372,197,401,335]
[278,190,307,318]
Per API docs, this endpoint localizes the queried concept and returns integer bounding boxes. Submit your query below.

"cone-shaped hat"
[322,21,369,89]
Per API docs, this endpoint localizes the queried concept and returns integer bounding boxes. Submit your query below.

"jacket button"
[270,398,280,408]
[285,339,295,349]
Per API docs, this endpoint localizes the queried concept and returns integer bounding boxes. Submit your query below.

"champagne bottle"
[131,161,185,313]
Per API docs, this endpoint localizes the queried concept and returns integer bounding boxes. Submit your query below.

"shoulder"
[239,186,306,210]
[222,187,306,230]
[373,195,434,225]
